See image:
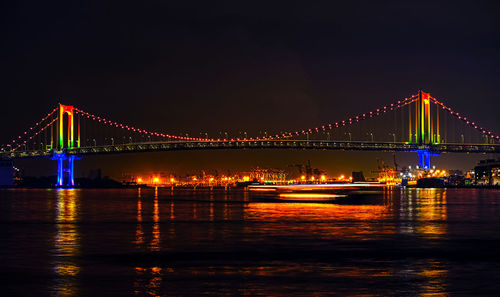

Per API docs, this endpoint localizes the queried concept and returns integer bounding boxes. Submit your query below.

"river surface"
[1,188,500,296]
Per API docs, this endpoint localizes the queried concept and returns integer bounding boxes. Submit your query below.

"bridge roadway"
[2,140,499,160]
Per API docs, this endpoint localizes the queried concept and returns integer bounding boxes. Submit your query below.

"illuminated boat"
[248,183,385,201]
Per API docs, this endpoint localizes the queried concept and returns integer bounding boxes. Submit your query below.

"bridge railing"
[1,140,499,160]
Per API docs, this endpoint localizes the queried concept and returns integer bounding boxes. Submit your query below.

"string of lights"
[430,96,500,142]
[257,94,419,141]
[9,117,58,152]
[0,106,58,151]
[3,92,497,153]
[5,95,421,149]
[74,108,215,142]
[73,94,420,143]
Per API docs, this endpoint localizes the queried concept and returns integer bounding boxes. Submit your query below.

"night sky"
[2,1,500,178]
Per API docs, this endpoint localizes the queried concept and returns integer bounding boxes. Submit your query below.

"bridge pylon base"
[415,149,439,170]
[52,153,80,187]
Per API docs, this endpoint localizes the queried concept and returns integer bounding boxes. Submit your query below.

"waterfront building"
[474,159,500,186]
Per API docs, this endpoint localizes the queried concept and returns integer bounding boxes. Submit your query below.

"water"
[1,188,500,296]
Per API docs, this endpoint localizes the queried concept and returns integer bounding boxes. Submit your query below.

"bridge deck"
[1,140,499,160]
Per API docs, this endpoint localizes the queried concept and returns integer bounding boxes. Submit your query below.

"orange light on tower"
[419,91,431,144]
[58,104,75,149]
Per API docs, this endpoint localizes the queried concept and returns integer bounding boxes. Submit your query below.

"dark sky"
[2,1,500,178]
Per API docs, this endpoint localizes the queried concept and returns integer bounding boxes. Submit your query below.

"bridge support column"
[68,155,76,187]
[417,150,431,170]
[55,154,64,186]
[415,149,439,170]
[52,153,79,187]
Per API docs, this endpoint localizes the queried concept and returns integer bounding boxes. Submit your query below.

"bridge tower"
[414,91,438,169]
[52,104,80,187]
[417,91,431,144]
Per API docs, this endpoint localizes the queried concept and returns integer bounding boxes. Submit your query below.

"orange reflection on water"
[135,194,144,246]
[149,187,161,251]
[398,189,448,237]
[246,202,388,221]
[53,189,81,296]
[412,259,449,296]
[209,202,214,221]
[135,188,164,251]
[417,189,447,237]
[170,200,175,220]
[228,264,395,279]
[224,201,229,221]
[394,189,449,295]
[245,202,393,240]
[133,266,164,296]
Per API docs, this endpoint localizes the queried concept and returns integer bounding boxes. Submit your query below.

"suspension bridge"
[1,91,499,187]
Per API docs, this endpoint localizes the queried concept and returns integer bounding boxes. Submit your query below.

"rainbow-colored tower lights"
[59,104,75,149]
[53,104,79,187]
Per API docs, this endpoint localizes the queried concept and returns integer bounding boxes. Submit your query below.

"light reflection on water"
[149,188,161,252]
[52,189,81,297]
[244,202,392,240]
[135,188,144,246]
[399,188,448,237]
[1,188,500,296]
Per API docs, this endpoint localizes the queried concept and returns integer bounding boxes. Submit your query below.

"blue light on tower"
[415,149,439,170]
[52,153,78,187]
